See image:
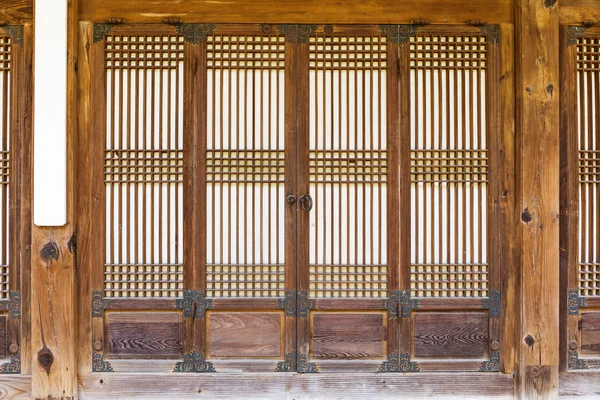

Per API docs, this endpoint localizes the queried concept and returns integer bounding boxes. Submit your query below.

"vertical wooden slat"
[516,0,560,397]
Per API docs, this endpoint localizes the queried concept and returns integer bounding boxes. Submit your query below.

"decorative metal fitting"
[378,352,419,373]
[568,350,588,370]
[568,289,587,316]
[92,290,110,318]
[176,290,212,319]
[173,352,215,373]
[0,353,20,374]
[482,290,501,318]
[175,24,215,45]
[92,351,113,372]
[479,350,500,372]
[567,26,588,47]
[0,291,21,320]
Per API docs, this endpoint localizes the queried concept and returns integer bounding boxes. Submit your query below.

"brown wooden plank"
[105,312,182,359]
[0,314,7,359]
[0,0,32,23]
[560,371,600,397]
[311,313,385,359]
[207,312,282,358]
[79,0,512,24]
[413,312,489,358]
[581,312,600,354]
[515,0,560,396]
[560,0,600,24]
[78,372,515,399]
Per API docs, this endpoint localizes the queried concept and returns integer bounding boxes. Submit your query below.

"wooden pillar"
[515,0,560,398]
[31,0,78,397]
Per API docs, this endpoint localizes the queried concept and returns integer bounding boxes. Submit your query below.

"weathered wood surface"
[79,0,513,24]
[79,372,515,399]
[413,312,488,358]
[559,371,600,398]
[0,375,31,399]
[515,0,560,397]
[581,313,600,354]
[560,0,600,23]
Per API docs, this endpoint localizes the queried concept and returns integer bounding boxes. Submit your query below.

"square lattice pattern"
[577,36,600,297]
[104,34,185,297]
[410,35,489,298]
[0,35,11,300]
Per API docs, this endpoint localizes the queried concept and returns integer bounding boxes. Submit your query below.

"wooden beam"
[79,0,513,24]
[0,0,32,24]
[31,0,78,397]
[515,0,560,398]
[0,375,31,399]
[78,373,515,399]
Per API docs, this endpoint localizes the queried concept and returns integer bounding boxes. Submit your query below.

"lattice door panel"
[563,26,600,370]
[399,25,502,372]
[297,25,399,373]
[88,25,190,373]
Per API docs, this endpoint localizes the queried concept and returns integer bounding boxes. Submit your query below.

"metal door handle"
[286,194,296,205]
[299,194,313,212]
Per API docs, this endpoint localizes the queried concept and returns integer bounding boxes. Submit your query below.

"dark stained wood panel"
[208,312,282,358]
[0,314,6,359]
[311,313,385,359]
[105,312,182,359]
[413,312,488,358]
[79,0,512,24]
[581,312,600,354]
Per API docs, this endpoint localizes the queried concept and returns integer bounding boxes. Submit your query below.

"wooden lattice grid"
[205,33,286,298]
[104,34,185,297]
[0,35,11,300]
[308,34,388,298]
[577,36,600,297]
[409,34,489,298]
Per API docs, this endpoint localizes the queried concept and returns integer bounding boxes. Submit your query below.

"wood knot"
[38,346,54,374]
[524,334,535,347]
[40,241,59,263]
[521,208,533,223]
[544,0,557,8]
[547,83,554,95]
[531,366,540,377]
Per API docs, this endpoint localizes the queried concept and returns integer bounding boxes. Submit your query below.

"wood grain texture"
[581,312,600,354]
[208,312,282,358]
[560,0,600,23]
[105,312,182,359]
[0,315,7,360]
[311,313,384,359]
[79,0,512,24]
[413,312,488,358]
[78,372,515,399]
[0,375,31,399]
[515,0,560,397]
[0,0,32,23]
[560,371,600,398]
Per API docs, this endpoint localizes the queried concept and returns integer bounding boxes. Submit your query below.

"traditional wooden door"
[81,21,505,375]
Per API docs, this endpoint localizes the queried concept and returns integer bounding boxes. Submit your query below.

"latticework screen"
[205,34,286,298]
[410,35,488,298]
[104,34,185,298]
[308,35,388,298]
[577,36,600,297]
[0,36,10,300]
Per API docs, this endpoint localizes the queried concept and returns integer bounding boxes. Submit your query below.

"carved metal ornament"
[276,25,317,44]
[173,352,215,373]
[482,290,501,318]
[92,351,113,372]
[0,353,20,374]
[379,24,420,44]
[277,290,296,317]
[479,25,500,46]
[567,26,588,47]
[296,353,318,373]
[297,290,317,318]
[176,290,212,318]
[479,350,500,372]
[379,352,419,372]
[1,26,23,46]
[378,353,399,372]
[0,291,21,320]
[568,289,587,316]
[385,290,418,318]
[93,23,113,44]
[275,352,297,372]
[175,24,215,45]
[92,290,110,318]
[568,350,588,370]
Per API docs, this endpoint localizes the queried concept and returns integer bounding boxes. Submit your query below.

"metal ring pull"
[299,194,313,212]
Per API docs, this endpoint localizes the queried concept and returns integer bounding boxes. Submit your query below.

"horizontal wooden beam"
[79,0,513,24]
[560,0,600,24]
[0,0,32,23]
[559,372,600,398]
[79,373,515,399]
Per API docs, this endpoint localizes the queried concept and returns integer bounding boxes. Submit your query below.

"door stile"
[183,40,206,357]
[295,28,312,372]
[284,30,300,372]
[397,33,414,371]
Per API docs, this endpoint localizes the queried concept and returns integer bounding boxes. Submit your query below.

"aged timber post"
[516,0,560,398]
[31,0,78,397]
